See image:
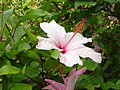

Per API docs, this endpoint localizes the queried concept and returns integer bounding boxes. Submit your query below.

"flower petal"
[76,45,102,63]
[75,67,86,79]
[36,37,58,50]
[66,71,76,90]
[40,20,66,46]
[64,32,92,50]
[42,85,56,90]
[45,79,66,90]
[59,51,83,67]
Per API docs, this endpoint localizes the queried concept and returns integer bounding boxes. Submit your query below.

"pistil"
[63,18,86,51]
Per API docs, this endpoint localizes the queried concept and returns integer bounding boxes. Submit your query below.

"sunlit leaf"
[11,83,32,90]
[0,65,20,76]
[21,64,26,75]
[51,49,60,59]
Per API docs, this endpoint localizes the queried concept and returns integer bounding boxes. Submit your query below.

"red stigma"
[75,18,87,33]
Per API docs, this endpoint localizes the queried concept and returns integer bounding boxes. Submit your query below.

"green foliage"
[10,83,32,90]
[0,0,120,89]
[0,65,20,76]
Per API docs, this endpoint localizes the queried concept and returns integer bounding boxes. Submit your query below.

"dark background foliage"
[0,0,120,90]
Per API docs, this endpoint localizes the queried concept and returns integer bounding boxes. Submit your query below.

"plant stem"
[58,65,66,84]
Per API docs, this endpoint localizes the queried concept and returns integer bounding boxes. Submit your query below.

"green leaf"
[101,82,114,90]
[112,79,120,89]
[30,61,39,68]
[0,59,11,67]
[18,50,40,61]
[21,9,52,21]
[11,83,32,90]
[0,8,13,29]
[24,29,37,42]
[8,15,19,29]
[51,0,67,2]
[102,60,112,71]
[5,50,22,59]
[43,59,59,71]
[0,65,21,76]
[75,1,96,8]
[83,59,98,71]
[14,26,25,42]
[18,43,31,50]
[21,64,26,75]
[51,49,60,59]
[0,84,2,90]
[26,66,40,78]
[97,27,107,34]
[12,74,26,82]
[104,0,119,4]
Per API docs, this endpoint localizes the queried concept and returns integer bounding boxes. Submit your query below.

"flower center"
[61,18,86,53]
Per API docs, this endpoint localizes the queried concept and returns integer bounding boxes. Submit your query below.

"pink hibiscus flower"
[42,67,86,90]
[36,19,102,67]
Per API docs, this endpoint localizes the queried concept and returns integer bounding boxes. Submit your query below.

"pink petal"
[66,71,76,90]
[42,85,56,90]
[45,79,66,90]
[36,37,58,50]
[75,67,86,79]
[40,20,66,46]
[65,68,76,83]
[76,45,102,63]
[68,68,76,78]
[63,32,92,51]
[59,51,83,67]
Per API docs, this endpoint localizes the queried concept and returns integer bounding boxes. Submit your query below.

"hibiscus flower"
[36,19,102,67]
[42,67,86,90]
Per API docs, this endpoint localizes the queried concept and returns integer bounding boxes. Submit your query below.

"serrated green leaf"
[11,83,32,90]
[0,65,21,76]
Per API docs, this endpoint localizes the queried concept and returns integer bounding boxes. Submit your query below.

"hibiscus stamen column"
[62,18,87,53]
